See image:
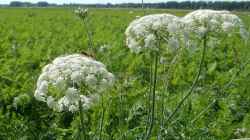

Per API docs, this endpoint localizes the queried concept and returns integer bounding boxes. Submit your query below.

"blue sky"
[0,0,246,4]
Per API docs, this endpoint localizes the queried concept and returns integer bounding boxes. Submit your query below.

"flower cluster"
[125,10,248,52]
[34,54,114,112]
[75,7,88,20]
[125,14,182,53]
[182,9,248,39]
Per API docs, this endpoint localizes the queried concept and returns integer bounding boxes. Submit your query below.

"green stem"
[159,47,183,138]
[146,57,153,132]
[158,63,167,140]
[83,18,94,53]
[98,95,105,140]
[165,35,207,126]
[190,99,216,124]
[79,100,85,140]
[144,51,159,140]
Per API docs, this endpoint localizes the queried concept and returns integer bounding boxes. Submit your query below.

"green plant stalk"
[190,99,216,124]
[146,57,153,133]
[144,51,159,140]
[158,62,168,140]
[83,17,94,53]
[98,95,105,140]
[158,47,183,137]
[159,63,166,140]
[120,77,127,140]
[165,35,207,126]
[79,100,85,140]
[158,68,169,139]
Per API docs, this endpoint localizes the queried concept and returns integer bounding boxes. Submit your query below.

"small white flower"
[39,81,48,93]
[69,105,78,112]
[168,37,179,48]
[80,95,95,109]
[167,22,179,34]
[86,74,97,86]
[222,22,234,32]
[54,77,66,90]
[65,88,79,103]
[197,26,208,38]
[71,71,82,83]
[144,34,156,49]
[34,90,46,102]
[47,96,55,108]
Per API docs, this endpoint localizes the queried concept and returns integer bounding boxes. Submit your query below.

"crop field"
[0,8,250,140]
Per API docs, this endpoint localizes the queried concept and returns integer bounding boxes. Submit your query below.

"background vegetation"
[0,8,250,140]
[2,1,250,11]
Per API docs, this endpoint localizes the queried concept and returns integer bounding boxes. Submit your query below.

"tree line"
[8,1,56,7]
[4,1,250,11]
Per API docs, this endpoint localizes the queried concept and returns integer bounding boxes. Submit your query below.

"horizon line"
[0,0,248,5]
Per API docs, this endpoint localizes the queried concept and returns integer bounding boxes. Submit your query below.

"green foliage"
[0,8,250,140]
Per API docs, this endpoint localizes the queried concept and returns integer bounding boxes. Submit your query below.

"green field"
[0,8,250,140]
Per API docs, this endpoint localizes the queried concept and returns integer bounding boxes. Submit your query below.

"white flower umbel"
[182,9,248,39]
[125,14,182,53]
[75,7,88,19]
[125,14,184,140]
[34,54,114,112]
[164,10,249,132]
